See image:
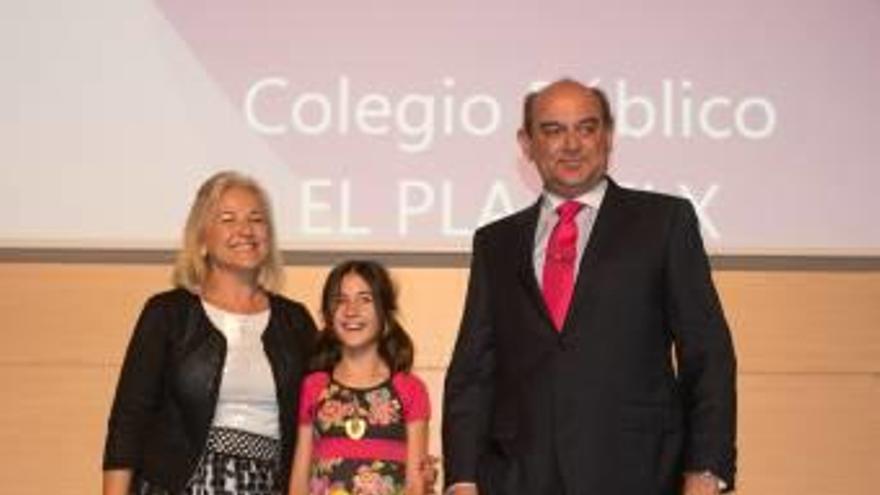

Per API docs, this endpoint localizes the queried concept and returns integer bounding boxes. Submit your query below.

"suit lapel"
[514,199,556,333]
[563,179,625,334]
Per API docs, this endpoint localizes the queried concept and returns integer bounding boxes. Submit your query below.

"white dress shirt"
[532,178,607,285]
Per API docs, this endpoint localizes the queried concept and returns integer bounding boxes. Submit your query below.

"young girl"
[290,260,431,495]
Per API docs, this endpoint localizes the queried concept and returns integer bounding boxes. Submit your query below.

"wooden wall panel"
[0,264,166,364]
[1,262,878,494]
[737,374,877,494]
[717,272,880,373]
[0,365,116,493]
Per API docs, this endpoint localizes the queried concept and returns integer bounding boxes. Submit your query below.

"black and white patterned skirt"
[133,427,282,495]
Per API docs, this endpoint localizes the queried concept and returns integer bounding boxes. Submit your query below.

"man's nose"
[562,130,582,151]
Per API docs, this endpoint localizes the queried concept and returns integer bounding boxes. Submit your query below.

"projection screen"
[2,0,878,255]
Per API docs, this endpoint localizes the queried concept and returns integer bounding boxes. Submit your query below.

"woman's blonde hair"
[172,170,284,292]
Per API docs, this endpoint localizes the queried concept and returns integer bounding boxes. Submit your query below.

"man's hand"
[683,472,722,495]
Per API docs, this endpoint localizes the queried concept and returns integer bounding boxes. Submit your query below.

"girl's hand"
[419,454,440,494]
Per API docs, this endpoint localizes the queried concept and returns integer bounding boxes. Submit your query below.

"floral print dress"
[298,371,430,495]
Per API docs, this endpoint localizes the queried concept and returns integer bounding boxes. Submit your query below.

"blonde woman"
[103,171,317,494]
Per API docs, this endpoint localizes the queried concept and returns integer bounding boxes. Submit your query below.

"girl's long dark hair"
[311,260,415,373]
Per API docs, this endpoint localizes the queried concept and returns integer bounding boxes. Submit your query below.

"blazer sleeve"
[442,230,496,487]
[102,294,175,470]
[664,200,737,490]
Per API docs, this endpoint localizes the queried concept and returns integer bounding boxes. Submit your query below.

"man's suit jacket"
[443,179,736,495]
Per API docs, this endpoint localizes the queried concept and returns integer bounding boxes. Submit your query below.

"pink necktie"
[542,200,583,331]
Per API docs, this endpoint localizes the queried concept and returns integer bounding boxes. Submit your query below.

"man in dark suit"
[442,79,736,495]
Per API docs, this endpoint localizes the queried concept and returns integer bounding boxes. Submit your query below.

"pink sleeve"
[392,372,431,422]
[297,371,330,425]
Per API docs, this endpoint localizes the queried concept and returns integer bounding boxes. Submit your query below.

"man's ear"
[517,128,533,161]
[605,128,614,153]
